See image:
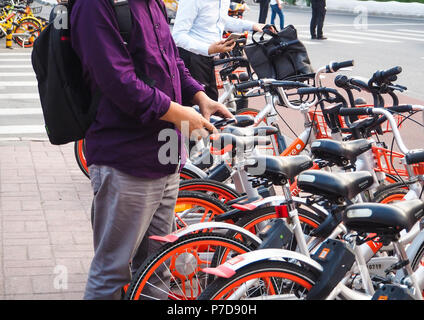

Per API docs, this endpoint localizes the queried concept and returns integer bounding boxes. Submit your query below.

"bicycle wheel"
[373,187,408,204]
[124,233,258,300]
[74,139,90,178]
[175,191,229,228]
[74,139,206,181]
[179,179,240,203]
[224,205,324,253]
[198,260,318,300]
[13,18,41,48]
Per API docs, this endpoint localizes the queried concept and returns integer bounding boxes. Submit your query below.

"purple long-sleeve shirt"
[70,0,204,178]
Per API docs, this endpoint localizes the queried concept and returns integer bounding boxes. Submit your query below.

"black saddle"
[210,133,271,156]
[222,125,279,137]
[297,171,374,203]
[343,200,424,236]
[311,139,372,166]
[245,155,313,185]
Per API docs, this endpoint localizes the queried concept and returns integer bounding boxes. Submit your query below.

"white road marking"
[0,108,41,115]
[0,125,45,134]
[0,72,35,77]
[0,81,37,87]
[0,93,39,100]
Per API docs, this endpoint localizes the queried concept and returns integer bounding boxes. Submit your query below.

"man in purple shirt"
[70,0,232,300]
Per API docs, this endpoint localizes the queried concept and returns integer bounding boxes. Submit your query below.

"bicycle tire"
[372,187,408,204]
[124,233,258,300]
[175,191,230,228]
[223,205,324,254]
[198,260,318,300]
[179,178,240,203]
[13,18,41,48]
[74,139,90,178]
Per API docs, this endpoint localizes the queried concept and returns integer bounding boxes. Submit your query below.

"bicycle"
[199,106,424,300]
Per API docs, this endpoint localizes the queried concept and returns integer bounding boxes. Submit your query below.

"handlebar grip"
[330,60,354,72]
[405,149,424,165]
[297,87,338,95]
[386,105,412,113]
[235,80,260,91]
[339,107,374,116]
[381,66,402,79]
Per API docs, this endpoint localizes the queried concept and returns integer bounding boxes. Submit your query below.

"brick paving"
[0,140,93,300]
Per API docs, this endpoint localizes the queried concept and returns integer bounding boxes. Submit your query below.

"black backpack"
[31,0,165,145]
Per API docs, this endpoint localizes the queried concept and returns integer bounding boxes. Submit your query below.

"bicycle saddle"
[210,133,271,156]
[311,138,372,166]
[297,171,374,203]
[244,155,313,185]
[344,200,424,236]
[222,125,279,137]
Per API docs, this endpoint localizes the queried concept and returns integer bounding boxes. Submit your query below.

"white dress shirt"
[172,0,255,57]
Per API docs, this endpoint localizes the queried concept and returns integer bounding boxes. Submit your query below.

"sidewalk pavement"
[0,140,93,300]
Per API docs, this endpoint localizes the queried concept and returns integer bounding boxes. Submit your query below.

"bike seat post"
[392,240,423,300]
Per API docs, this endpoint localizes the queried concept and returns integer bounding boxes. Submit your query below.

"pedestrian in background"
[270,0,284,31]
[258,0,271,24]
[172,0,264,101]
[310,0,327,39]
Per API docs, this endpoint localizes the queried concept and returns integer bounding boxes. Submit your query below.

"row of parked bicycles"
[74,32,424,300]
[0,0,47,48]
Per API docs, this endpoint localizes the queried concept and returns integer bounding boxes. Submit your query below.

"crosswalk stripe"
[0,65,33,69]
[0,93,39,100]
[0,108,41,115]
[298,33,360,44]
[0,125,45,135]
[371,29,424,38]
[0,52,32,56]
[367,29,424,41]
[325,32,400,43]
[0,81,37,86]
[0,72,35,76]
[396,28,424,34]
[331,29,424,42]
[0,59,32,62]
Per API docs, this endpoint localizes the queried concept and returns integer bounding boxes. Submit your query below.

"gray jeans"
[84,165,179,300]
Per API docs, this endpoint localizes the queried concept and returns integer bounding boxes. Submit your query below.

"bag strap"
[109,0,168,44]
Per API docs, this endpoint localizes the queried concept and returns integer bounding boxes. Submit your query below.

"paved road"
[0,3,423,143]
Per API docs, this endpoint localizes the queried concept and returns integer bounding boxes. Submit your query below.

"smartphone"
[224,33,244,42]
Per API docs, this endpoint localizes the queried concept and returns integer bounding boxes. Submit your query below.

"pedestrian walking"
[310,0,327,39]
[270,0,284,31]
[70,0,233,300]
[258,0,271,24]
[172,0,264,101]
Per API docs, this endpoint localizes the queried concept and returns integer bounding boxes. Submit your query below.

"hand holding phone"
[224,33,244,42]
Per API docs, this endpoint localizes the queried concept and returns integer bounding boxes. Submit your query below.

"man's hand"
[208,39,236,55]
[192,91,234,121]
[253,23,266,32]
[160,102,217,139]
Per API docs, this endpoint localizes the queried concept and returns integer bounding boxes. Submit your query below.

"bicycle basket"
[372,146,424,177]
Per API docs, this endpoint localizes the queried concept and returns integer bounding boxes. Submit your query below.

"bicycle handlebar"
[369,66,402,86]
[327,60,354,73]
[213,57,248,67]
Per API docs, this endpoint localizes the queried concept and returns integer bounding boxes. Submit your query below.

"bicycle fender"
[230,196,328,218]
[202,248,324,279]
[149,222,262,245]
[182,161,208,179]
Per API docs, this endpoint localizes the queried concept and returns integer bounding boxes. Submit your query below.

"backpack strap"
[109,0,168,45]
[109,0,132,44]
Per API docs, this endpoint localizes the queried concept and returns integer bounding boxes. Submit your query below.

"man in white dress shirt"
[172,0,264,101]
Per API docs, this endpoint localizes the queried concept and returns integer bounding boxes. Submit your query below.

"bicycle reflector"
[275,205,289,218]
